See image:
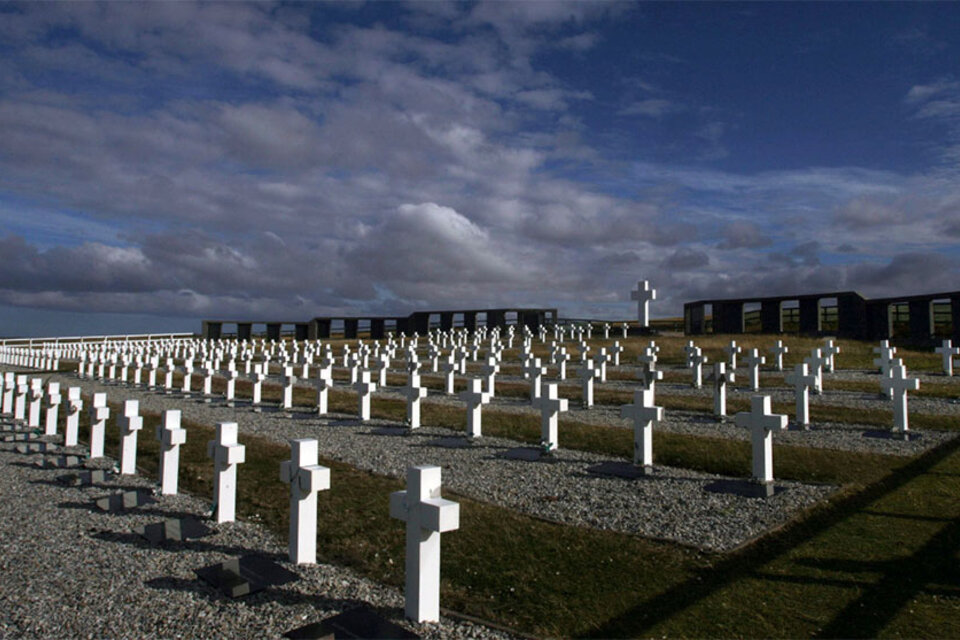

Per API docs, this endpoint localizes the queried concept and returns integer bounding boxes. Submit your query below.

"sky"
[1,1,960,338]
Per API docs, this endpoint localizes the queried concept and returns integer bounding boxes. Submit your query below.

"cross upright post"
[118,399,143,475]
[89,392,110,459]
[768,340,789,372]
[743,348,765,391]
[784,363,817,429]
[64,387,82,446]
[578,359,596,407]
[712,362,734,418]
[44,382,61,436]
[354,370,377,421]
[882,362,920,436]
[524,357,546,402]
[935,339,959,376]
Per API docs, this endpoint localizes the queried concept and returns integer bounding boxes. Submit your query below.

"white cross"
[620,388,662,472]
[118,399,143,475]
[225,369,239,404]
[207,422,246,523]
[89,392,110,459]
[712,362,734,418]
[724,340,742,369]
[157,409,186,495]
[524,357,547,402]
[577,359,596,407]
[280,438,330,565]
[768,340,789,372]
[935,340,959,376]
[44,382,61,437]
[282,365,297,410]
[534,383,568,451]
[13,375,27,422]
[27,378,42,428]
[202,362,215,397]
[603,323,611,339]
[402,370,428,429]
[690,348,708,389]
[621,323,629,338]
[784,363,817,429]
[804,348,827,395]
[354,370,377,421]
[735,395,787,485]
[630,280,656,327]
[481,355,500,396]
[821,340,840,373]
[64,387,82,447]
[882,362,920,435]
[596,348,610,382]
[389,466,460,623]
[610,341,624,366]
[459,378,490,438]
[742,348,765,391]
[683,341,698,368]
[315,369,331,415]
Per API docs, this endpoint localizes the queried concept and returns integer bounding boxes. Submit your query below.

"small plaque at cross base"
[195,554,298,598]
[137,517,213,544]
[703,479,785,498]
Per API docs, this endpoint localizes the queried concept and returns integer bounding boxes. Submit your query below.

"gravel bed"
[43,372,835,553]
[0,415,512,639]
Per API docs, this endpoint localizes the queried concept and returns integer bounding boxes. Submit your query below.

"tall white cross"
[768,340,789,372]
[804,348,827,395]
[282,365,297,410]
[524,357,547,402]
[354,370,377,421]
[27,378,43,428]
[935,339,959,376]
[578,359,596,407]
[459,378,490,438]
[712,362,734,418]
[89,392,110,459]
[280,438,330,565]
[630,280,656,327]
[620,388,663,472]
[207,422,246,523]
[118,399,143,475]
[157,409,186,495]
[535,383,568,452]
[402,369,428,429]
[821,340,840,373]
[552,347,570,381]
[742,348,765,391]
[389,466,460,623]
[251,364,266,408]
[882,362,920,435]
[610,341,624,366]
[683,341,698,368]
[735,395,787,485]
[784,363,817,429]
[315,370,331,416]
[690,348,708,389]
[64,387,82,447]
[724,340,742,369]
[44,382,61,437]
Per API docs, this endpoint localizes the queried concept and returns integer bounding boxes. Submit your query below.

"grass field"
[49,331,960,637]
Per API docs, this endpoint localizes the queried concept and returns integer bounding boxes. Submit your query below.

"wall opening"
[743,302,762,333]
[819,297,838,334]
[781,301,799,333]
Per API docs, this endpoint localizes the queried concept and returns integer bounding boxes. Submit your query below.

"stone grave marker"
[64,387,82,446]
[137,517,212,545]
[735,395,787,496]
[631,280,656,328]
[95,489,156,512]
[354,371,377,421]
[44,382,61,436]
[458,378,490,439]
[535,383,568,452]
[195,554,298,599]
[935,340,959,376]
[118,399,143,475]
[882,362,920,437]
[785,363,817,430]
[620,388,662,473]
[742,348,765,391]
[768,340,789,372]
[89,393,110,459]
[712,362,734,419]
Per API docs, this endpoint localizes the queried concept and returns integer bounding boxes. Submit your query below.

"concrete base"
[137,517,213,544]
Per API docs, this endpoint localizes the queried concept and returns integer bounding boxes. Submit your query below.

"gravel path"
[0,417,511,639]
[46,372,835,553]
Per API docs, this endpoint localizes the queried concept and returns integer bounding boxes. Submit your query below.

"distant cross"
[821,340,840,373]
[768,340,789,372]
[402,370,428,429]
[459,378,490,438]
[712,362,734,418]
[354,371,377,421]
[804,348,827,395]
[742,348,765,391]
[882,362,920,435]
[578,359,596,407]
[524,357,547,402]
[784,363,817,429]
[690,348,708,389]
[935,340,959,376]
[724,340,742,369]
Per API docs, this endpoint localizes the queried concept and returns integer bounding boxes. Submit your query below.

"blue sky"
[1,1,959,337]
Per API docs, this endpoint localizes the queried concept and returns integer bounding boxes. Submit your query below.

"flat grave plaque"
[703,479,785,498]
[58,469,111,487]
[284,605,418,639]
[137,517,213,544]
[195,554,298,598]
[15,442,57,454]
[368,426,407,437]
[95,489,157,512]
[3,433,35,443]
[586,461,652,479]
[36,455,83,469]
[427,436,473,449]
[500,446,557,463]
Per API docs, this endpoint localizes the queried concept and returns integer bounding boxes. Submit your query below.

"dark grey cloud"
[663,247,709,271]
[717,221,771,249]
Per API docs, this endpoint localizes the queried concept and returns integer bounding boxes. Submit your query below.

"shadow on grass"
[586,435,960,638]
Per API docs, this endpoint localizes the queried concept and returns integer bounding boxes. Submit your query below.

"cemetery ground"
[3,332,960,638]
